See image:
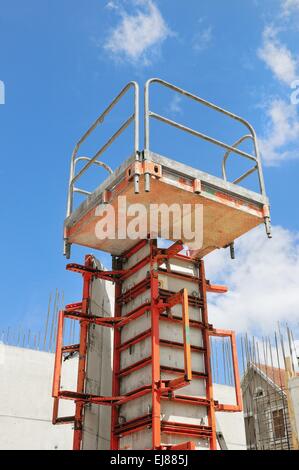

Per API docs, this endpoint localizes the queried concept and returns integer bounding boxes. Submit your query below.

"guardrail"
[66,81,139,219]
[144,78,266,196]
[64,78,270,257]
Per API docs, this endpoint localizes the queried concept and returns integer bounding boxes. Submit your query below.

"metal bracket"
[63,240,71,260]
[230,242,235,260]
[159,288,192,393]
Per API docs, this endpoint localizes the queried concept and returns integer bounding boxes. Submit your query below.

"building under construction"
[241,332,299,450]
[51,78,272,450]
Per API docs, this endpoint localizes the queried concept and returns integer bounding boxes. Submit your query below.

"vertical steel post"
[73,255,93,450]
[231,331,243,410]
[52,310,64,425]
[199,260,217,450]
[111,274,122,450]
[181,288,192,382]
[151,240,161,449]
[52,310,64,398]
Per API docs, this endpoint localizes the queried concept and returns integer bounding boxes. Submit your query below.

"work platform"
[64,79,271,259]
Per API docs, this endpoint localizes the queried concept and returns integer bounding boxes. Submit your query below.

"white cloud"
[105,1,119,10]
[205,225,299,335]
[193,25,213,53]
[104,0,172,65]
[281,0,299,15]
[258,26,298,85]
[169,95,182,115]
[259,98,299,165]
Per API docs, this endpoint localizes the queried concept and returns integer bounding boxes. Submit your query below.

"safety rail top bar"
[66,81,139,219]
[144,78,266,197]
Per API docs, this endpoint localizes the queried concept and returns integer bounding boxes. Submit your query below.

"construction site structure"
[52,241,242,450]
[241,332,299,450]
[52,78,271,450]
[63,78,271,260]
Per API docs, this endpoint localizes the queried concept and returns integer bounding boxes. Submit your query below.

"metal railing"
[64,79,270,257]
[66,81,139,219]
[222,134,257,185]
[144,78,266,196]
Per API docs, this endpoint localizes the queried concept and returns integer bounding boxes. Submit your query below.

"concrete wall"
[0,343,246,450]
[214,384,246,450]
[0,343,76,450]
[82,257,115,450]
[117,247,210,450]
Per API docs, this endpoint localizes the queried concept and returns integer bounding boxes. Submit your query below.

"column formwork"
[52,239,242,450]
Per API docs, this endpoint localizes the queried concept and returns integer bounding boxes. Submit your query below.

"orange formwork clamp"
[164,441,196,450]
[158,288,192,393]
[206,281,228,294]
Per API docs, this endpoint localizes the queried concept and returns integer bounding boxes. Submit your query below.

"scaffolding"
[52,78,271,450]
[52,240,242,450]
[241,332,299,450]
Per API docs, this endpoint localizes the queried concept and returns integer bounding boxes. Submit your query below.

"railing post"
[144,80,151,152]
[52,310,64,398]
[64,81,140,253]
[144,77,268,203]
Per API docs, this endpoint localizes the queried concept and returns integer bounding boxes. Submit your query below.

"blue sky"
[0,0,299,343]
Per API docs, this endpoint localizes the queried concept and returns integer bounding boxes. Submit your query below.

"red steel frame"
[150,240,161,449]
[52,240,242,450]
